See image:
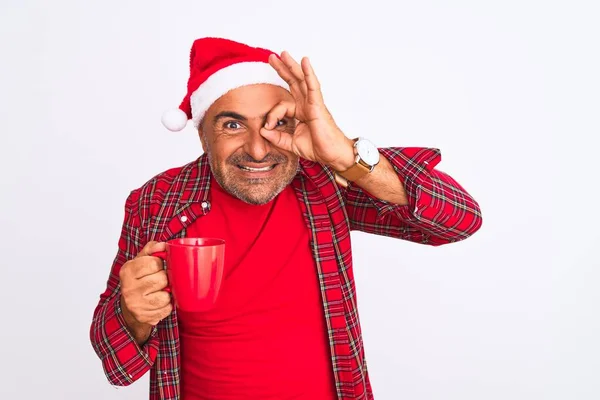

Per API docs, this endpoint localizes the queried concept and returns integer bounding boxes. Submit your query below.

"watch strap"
[337,160,371,182]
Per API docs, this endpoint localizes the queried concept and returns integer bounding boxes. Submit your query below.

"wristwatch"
[336,137,380,182]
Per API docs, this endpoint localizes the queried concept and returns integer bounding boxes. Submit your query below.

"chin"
[221,171,297,205]
[238,193,279,206]
[231,180,287,205]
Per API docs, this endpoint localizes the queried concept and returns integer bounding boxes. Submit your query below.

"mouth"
[237,164,277,172]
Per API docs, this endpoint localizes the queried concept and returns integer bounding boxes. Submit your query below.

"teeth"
[239,165,275,172]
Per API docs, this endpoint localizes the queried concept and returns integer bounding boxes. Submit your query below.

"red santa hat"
[161,37,288,132]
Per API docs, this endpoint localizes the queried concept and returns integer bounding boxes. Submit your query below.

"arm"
[341,147,482,245]
[89,190,160,386]
[341,148,410,206]
[259,52,481,243]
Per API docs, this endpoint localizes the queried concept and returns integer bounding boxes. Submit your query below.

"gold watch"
[337,137,380,182]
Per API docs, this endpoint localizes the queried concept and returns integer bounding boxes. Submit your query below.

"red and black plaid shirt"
[90,147,482,399]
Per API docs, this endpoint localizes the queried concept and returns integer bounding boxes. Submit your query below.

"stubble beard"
[207,151,299,205]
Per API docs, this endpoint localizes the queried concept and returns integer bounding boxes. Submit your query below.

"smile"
[237,164,277,172]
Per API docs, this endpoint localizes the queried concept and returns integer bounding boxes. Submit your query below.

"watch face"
[356,138,380,166]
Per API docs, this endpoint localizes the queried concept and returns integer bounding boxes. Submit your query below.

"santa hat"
[161,37,288,132]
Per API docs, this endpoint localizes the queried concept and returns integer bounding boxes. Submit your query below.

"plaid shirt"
[90,147,482,399]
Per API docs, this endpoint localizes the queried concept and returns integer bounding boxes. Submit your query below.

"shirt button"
[180,215,188,223]
[201,201,209,209]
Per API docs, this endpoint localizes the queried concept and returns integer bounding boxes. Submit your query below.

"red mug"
[152,238,225,312]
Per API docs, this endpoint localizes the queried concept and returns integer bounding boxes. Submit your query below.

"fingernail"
[264,122,270,129]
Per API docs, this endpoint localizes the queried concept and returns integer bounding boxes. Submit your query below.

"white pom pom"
[161,108,188,132]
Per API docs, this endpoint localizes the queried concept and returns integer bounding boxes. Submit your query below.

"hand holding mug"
[118,238,225,344]
[119,241,173,344]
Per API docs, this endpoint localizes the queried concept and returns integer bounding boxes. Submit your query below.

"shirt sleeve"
[344,147,482,246]
[89,190,160,386]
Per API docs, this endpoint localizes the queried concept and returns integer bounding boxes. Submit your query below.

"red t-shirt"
[179,177,337,400]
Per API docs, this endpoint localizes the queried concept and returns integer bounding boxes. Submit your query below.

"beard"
[207,150,299,205]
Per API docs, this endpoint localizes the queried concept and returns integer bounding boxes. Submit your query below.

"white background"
[1,0,599,399]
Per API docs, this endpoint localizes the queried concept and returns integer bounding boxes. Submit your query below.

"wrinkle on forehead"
[210,84,292,118]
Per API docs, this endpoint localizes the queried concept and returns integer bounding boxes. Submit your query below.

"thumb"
[136,241,166,258]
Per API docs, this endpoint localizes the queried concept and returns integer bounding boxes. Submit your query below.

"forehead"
[208,84,292,119]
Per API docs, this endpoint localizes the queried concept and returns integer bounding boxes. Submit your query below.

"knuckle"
[162,304,173,318]
[130,258,145,273]
[144,276,159,289]
[119,262,130,279]
[160,291,172,306]
[145,271,167,291]
[120,291,130,306]
[120,283,131,296]
[149,305,172,326]
[157,300,169,311]
[148,295,161,308]
[154,309,169,323]
[137,241,156,258]
[120,278,134,294]
[157,271,169,287]
[148,291,170,309]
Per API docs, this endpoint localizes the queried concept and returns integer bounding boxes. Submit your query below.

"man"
[90,37,482,400]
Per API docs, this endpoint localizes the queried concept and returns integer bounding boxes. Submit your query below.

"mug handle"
[152,251,167,262]
[151,251,171,294]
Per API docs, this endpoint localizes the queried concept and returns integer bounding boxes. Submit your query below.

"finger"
[301,57,324,105]
[144,290,172,310]
[260,128,295,153]
[140,270,169,295]
[136,241,166,259]
[264,101,296,129]
[157,303,174,320]
[147,303,174,326]
[281,51,307,91]
[132,257,164,279]
[268,53,306,99]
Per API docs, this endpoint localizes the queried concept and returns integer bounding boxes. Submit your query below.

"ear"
[198,125,208,153]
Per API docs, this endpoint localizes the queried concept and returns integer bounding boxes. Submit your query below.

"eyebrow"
[213,111,248,123]
[212,110,272,124]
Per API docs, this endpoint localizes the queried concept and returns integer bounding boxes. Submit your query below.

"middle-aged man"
[90,37,483,400]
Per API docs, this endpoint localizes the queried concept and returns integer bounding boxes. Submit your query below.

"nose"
[243,128,272,162]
